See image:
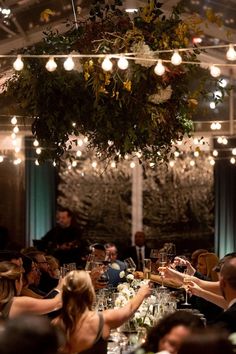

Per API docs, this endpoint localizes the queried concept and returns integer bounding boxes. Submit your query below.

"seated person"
[142,311,204,354]
[105,243,126,287]
[174,253,222,322]
[24,251,58,294]
[52,270,152,354]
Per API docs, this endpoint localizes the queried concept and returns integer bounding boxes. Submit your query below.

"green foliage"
[3,0,227,162]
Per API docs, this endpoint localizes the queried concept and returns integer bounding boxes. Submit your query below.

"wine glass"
[182,272,192,306]
[174,255,189,273]
[158,252,168,289]
[124,257,136,273]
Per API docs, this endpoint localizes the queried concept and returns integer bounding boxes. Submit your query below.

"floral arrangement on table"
[3,0,227,162]
[115,274,156,329]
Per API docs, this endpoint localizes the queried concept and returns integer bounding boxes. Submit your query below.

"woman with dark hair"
[142,311,204,354]
[53,270,152,354]
[178,329,234,354]
[0,261,61,320]
[21,255,43,298]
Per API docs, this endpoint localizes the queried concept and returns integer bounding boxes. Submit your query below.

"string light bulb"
[154,59,165,76]
[210,102,216,109]
[210,159,215,166]
[210,65,221,78]
[33,139,39,147]
[35,159,39,166]
[230,157,236,164]
[36,147,41,155]
[169,160,175,167]
[78,139,83,147]
[226,44,236,61]
[171,50,182,65]
[13,55,24,71]
[76,150,82,157]
[222,137,228,145]
[45,57,57,72]
[232,148,236,155]
[0,156,4,163]
[117,56,129,70]
[11,116,17,125]
[130,161,136,168]
[213,150,218,157]
[64,56,75,71]
[102,57,113,71]
[13,126,19,134]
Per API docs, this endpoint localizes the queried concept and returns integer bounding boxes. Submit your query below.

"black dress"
[79,313,108,354]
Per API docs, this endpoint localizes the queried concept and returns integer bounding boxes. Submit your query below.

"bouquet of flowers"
[115,274,156,330]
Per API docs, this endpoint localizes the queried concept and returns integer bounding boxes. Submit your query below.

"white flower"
[127,274,134,281]
[148,85,173,104]
[132,41,155,68]
[117,283,129,292]
[111,262,121,270]
[119,271,125,279]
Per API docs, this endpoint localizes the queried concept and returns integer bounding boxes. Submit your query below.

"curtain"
[25,136,56,246]
[215,159,236,258]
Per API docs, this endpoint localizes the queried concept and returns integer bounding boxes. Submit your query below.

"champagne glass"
[124,257,136,273]
[182,272,192,305]
[158,252,168,289]
[85,253,95,273]
[143,258,152,280]
[150,249,159,274]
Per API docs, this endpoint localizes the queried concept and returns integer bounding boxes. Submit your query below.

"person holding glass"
[52,270,152,354]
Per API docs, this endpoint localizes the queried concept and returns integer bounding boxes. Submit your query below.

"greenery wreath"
[3,0,226,162]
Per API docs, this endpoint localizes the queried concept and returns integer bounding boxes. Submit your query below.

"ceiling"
[0,0,235,53]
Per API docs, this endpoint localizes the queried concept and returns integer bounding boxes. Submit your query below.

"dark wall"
[0,153,25,249]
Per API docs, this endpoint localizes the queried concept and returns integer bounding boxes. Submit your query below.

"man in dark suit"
[213,257,236,333]
[105,243,126,287]
[124,231,150,271]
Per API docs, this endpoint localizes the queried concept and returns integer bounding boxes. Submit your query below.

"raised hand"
[136,283,153,299]
[187,280,204,297]
[172,257,195,276]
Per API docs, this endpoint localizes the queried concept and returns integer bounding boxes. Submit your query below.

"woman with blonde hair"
[53,270,152,354]
[197,252,219,281]
[0,261,62,320]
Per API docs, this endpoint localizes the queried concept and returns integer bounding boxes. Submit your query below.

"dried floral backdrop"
[58,153,214,253]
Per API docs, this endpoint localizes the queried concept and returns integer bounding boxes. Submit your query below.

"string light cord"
[2,42,236,58]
